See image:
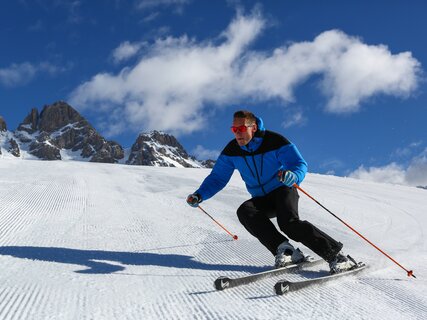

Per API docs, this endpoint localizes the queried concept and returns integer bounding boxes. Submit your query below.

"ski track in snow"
[0,160,426,319]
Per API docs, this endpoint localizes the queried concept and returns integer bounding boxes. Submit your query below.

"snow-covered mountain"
[0,159,425,319]
[127,130,203,168]
[0,101,210,168]
[1,101,124,163]
[0,118,21,158]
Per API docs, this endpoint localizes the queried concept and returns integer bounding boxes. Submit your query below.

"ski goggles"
[231,125,253,133]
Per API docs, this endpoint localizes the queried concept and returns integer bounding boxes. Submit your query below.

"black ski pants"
[236,186,342,262]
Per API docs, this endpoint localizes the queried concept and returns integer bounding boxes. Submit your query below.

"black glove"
[186,193,202,207]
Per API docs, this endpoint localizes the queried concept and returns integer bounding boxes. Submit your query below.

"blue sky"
[1,0,426,186]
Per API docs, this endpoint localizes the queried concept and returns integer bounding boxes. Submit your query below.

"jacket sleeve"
[195,154,235,201]
[277,143,308,185]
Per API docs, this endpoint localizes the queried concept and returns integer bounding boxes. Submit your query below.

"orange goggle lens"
[231,125,251,133]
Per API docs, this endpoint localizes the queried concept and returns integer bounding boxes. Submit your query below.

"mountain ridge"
[0,101,213,168]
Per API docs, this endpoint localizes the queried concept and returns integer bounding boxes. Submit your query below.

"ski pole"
[197,205,238,240]
[293,184,416,278]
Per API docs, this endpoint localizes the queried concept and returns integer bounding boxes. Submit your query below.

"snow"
[142,138,203,168]
[0,131,38,160]
[59,148,89,161]
[0,159,426,319]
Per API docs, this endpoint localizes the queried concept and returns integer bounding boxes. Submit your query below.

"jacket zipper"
[260,153,264,176]
[251,153,266,195]
[243,156,255,178]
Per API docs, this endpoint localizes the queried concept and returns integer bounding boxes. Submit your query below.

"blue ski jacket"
[196,117,308,201]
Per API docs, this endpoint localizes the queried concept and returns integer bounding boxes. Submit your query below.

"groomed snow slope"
[0,159,426,319]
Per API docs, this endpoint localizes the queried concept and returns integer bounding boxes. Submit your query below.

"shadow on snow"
[0,246,267,274]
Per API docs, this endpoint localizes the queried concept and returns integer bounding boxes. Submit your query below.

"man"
[187,110,356,274]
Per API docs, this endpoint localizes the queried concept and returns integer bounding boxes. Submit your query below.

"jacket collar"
[241,136,263,153]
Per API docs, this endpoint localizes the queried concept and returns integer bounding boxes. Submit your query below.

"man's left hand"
[278,170,297,187]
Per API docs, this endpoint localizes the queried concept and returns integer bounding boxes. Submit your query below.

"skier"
[187,110,356,274]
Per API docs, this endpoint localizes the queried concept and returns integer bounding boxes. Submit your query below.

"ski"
[274,262,366,295]
[214,258,323,291]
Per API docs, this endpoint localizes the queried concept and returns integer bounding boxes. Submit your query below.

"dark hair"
[233,110,256,124]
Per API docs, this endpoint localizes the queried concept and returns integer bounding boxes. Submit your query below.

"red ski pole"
[197,205,238,240]
[294,184,416,278]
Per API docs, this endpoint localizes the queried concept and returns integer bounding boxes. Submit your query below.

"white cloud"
[0,62,69,87]
[142,12,160,23]
[320,158,346,172]
[70,11,265,135]
[349,163,408,185]
[39,62,70,75]
[392,140,423,158]
[321,37,421,113]
[282,110,307,128]
[191,145,220,160]
[237,30,421,112]
[405,148,427,186]
[349,148,427,187]
[69,13,421,136]
[112,41,145,63]
[0,63,37,87]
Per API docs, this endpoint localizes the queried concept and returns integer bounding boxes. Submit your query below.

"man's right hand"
[186,193,202,207]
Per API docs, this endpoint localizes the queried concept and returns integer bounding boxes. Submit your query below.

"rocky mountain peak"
[38,101,85,133]
[145,130,185,149]
[12,101,124,163]
[0,116,7,132]
[0,116,20,158]
[3,102,210,168]
[17,108,39,133]
[127,130,201,168]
